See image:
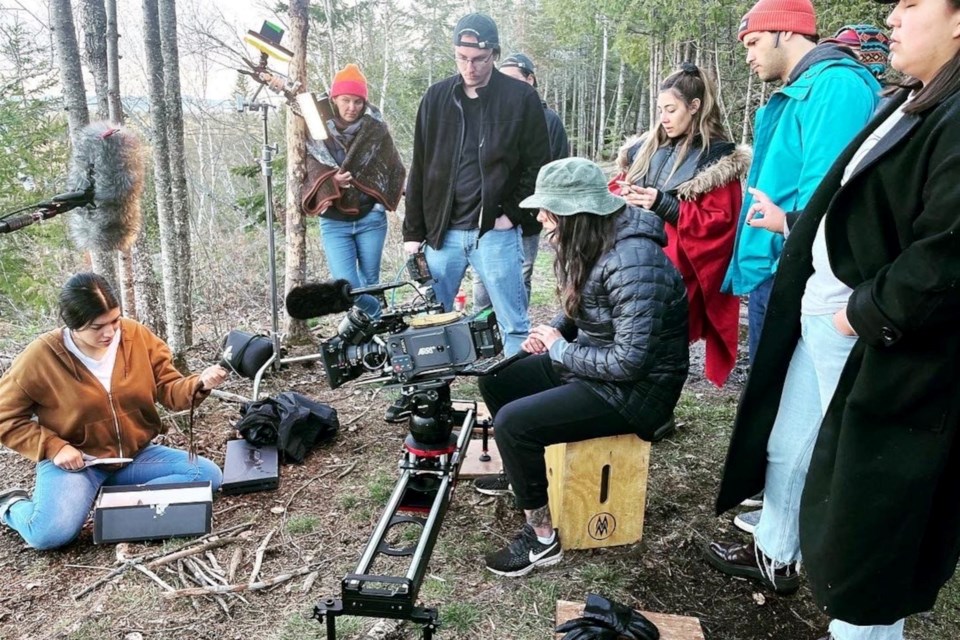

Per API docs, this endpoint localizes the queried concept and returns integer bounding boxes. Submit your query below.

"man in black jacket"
[402,13,551,356]
[474,52,570,313]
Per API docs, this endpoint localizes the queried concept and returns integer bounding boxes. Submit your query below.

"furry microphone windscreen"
[285,279,355,319]
[67,121,146,252]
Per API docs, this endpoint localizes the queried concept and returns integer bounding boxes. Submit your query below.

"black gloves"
[555,594,660,640]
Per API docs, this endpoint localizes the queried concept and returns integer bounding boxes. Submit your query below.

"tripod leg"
[479,420,491,462]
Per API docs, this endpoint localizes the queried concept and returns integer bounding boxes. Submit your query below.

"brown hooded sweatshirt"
[0,318,206,462]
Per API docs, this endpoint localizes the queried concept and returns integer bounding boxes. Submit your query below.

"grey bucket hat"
[519,158,625,216]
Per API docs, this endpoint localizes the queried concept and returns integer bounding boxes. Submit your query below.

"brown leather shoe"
[702,540,800,595]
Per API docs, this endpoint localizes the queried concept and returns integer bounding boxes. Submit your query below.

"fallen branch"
[163,564,319,598]
[210,389,252,404]
[301,570,319,593]
[146,536,237,570]
[283,464,347,511]
[134,564,176,592]
[249,527,276,584]
[227,548,242,583]
[336,461,357,480]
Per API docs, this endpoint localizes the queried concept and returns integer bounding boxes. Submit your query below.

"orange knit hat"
[738,0,817,41]
[331,63,368,100]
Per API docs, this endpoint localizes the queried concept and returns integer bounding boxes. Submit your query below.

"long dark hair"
[553,209,621,317]
[896,0,960,114]
[59,272,120,330]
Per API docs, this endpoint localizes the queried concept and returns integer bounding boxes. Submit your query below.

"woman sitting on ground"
[0,273,226,550]
[474,158,689,577]
[615,63,749,388]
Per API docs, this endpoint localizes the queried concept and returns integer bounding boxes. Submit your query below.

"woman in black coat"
[709,1,960,638]
[474,158,689,578]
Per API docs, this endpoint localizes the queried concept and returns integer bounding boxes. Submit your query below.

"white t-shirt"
[801,99,910,316]
[64,326,122,392]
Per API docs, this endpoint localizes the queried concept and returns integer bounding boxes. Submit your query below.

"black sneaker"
[385,396,412,423]
[474,473,513,497]
[485,524,563,577]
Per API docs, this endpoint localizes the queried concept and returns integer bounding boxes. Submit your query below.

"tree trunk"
[78,0,121,296]
[159,0,192,346]
[611,58,626,155]
[49,0,89,147]
[283,0,310,343]
[596,21,609,159]
[741,72,753,145]
[80,0,109,121]
[143,0,184,356]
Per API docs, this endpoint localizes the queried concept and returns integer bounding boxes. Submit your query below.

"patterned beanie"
[331,63,368,101]
[738,0,817,41]
[823,24,890,78]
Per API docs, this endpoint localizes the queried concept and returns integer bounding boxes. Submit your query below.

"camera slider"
[314,386,478,638]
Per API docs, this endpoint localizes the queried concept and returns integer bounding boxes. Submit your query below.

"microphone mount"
[0,184,95,235]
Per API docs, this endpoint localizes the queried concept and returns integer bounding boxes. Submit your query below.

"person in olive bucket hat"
[474,158,689,577]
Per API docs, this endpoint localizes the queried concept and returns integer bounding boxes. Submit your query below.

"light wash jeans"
[473,232,540,311]
[425,227,529,355]
[3,444,222,550]
[754,313,904,640]
[318,208,388,319]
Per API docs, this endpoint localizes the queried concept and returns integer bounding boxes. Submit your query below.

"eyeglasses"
[454,53,494,68]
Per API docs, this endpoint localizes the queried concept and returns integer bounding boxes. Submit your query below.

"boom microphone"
[285,279,355,319]
[66,121,145,252]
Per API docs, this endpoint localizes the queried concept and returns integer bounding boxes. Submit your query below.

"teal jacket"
[722,46,881,295]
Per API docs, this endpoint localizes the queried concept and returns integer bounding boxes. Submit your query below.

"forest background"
[0,0,892,359]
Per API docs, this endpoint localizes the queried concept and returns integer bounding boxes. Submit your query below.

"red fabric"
[608,171,627,195]
[665,180,742,387]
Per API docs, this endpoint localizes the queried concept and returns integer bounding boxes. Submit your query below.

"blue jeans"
[425,227,530,355]
[3,444,222,550]
[747,276,775,363]
[318,210,388,318]
[754,314,904,639]
[473,233,540,311]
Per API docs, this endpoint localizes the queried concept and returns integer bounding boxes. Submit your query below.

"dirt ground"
[2,295,959,640]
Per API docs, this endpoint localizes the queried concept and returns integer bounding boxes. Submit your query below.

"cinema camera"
[285,255,504,639]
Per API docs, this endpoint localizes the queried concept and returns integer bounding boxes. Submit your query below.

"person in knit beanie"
[301,62,405,321]
[822,24,891,79]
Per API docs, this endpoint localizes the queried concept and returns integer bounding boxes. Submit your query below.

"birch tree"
[159,0,193,345]
[143,0,186,357]
[283,0,310,342]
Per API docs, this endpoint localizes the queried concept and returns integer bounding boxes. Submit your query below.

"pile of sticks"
[72,521,321,614]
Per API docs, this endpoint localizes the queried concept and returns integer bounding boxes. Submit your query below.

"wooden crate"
[555,600,704,640]
[545,433,650,550]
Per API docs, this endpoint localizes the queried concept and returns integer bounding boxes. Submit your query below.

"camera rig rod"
[315,400,478,639]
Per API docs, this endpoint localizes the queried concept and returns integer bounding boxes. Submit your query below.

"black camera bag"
[221,331,274,379]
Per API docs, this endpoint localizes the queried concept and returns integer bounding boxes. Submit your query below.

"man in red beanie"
[710,0,884,633]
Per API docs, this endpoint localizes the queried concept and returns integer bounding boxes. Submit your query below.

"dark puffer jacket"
[551,207,689,438]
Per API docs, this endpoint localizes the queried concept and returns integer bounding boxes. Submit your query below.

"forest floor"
[1,246,959,640]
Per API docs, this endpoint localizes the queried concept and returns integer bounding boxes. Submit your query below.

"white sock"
[536,531,556,545]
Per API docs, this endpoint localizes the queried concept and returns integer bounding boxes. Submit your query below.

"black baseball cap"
[453,13,499,50]
[501,53,536,76]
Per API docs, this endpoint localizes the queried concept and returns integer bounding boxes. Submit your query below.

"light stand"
[237,92,328,399]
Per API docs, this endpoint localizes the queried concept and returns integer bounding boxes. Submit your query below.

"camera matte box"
[93,481,212,544]
[221,439,279,495]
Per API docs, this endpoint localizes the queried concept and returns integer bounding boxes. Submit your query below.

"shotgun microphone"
[66,121,145,251]
[285,279,355,319]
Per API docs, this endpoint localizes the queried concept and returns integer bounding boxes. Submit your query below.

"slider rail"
[314,404,476,639]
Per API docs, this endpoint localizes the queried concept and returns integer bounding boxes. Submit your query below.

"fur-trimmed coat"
[614,141,751,386]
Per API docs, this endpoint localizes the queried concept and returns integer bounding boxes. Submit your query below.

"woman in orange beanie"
[302,63,406,319]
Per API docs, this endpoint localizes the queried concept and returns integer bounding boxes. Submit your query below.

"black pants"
[478,353,635,510]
